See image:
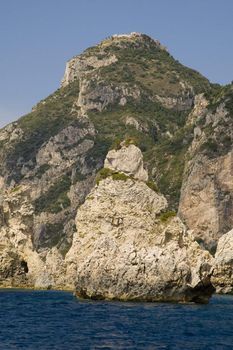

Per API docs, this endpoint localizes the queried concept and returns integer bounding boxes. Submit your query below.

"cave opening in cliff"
[20,260,29,273]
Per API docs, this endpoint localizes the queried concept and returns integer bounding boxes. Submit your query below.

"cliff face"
[179,86,233,252]
[0,32,232,294]
[212,229,233,294]
[67,145,214,303]
[0,185,68,289]
[0,114,97,288]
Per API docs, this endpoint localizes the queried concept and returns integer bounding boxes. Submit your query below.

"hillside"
[0,32,232,277]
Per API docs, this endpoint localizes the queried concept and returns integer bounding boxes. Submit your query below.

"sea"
[0,290,232,349]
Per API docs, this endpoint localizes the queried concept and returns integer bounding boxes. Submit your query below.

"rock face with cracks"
[67,145,214,303]
[1,33,233,296]
[212,229,233,294]
[104,143,148,181]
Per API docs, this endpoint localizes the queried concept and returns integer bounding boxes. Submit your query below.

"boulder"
[104,143,148,181]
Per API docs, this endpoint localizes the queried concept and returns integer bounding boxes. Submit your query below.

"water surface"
[0,290,232,349]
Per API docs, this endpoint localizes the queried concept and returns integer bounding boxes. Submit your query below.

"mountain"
[0,32,232,294]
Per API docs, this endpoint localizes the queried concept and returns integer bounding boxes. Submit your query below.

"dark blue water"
[0,290,232,350]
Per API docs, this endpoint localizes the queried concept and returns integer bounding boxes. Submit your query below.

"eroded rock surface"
[0,185,68,289]
[212,230,233,294]
[179,97,233,252]
[0,33,232,296]
[104,143,148,181]
[67,146,214,303]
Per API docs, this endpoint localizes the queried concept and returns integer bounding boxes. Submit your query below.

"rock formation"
[212,230,233,294]
[0,185,68,289]
[0,33,232,297]
[104,143,148,181]
[179,91,233,252]
[67,145,214,303]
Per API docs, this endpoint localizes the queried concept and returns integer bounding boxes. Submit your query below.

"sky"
[0,0,233,128]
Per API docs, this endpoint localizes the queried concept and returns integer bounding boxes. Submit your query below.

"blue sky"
[0,0,233,128]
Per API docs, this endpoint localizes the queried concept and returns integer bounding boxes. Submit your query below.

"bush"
[72,170,87,184]
[202,138,219,156]
[124,137,137,147]
[10,185,22,193]
[85,137,111,168]
[159,210,176,222]
[96,168,130,184]
[110,137,122,150]
[5,81,80,182]
[36,164,50,178]
[112,172,129,181]
[96,168,113,184]
[146,180,158,192]
[34,174,71,214]
[44,222,64,248]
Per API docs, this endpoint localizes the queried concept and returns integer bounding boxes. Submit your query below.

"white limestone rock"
[104,144,148,182]
[212,230,233,294]
[61,54,118,88]
[66,152,214,302]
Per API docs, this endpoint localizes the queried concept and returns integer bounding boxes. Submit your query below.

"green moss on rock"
[159,210,176,222]
[96,168,114,185]
[96,168,131,185]
[146,180,158,192]
[112,172,130,181]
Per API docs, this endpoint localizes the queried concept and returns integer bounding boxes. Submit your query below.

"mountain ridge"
[0,33,232,294]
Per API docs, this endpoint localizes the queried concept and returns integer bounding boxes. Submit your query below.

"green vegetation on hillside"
[159,210,176,222]
[34,174,71,214]
[98,44,211,97]
[88,95,192,208]
[1,34,227,211]
[96,168,131,184]
[198,84,233,159]
[2,33,233,256]
[4,81,79,182]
